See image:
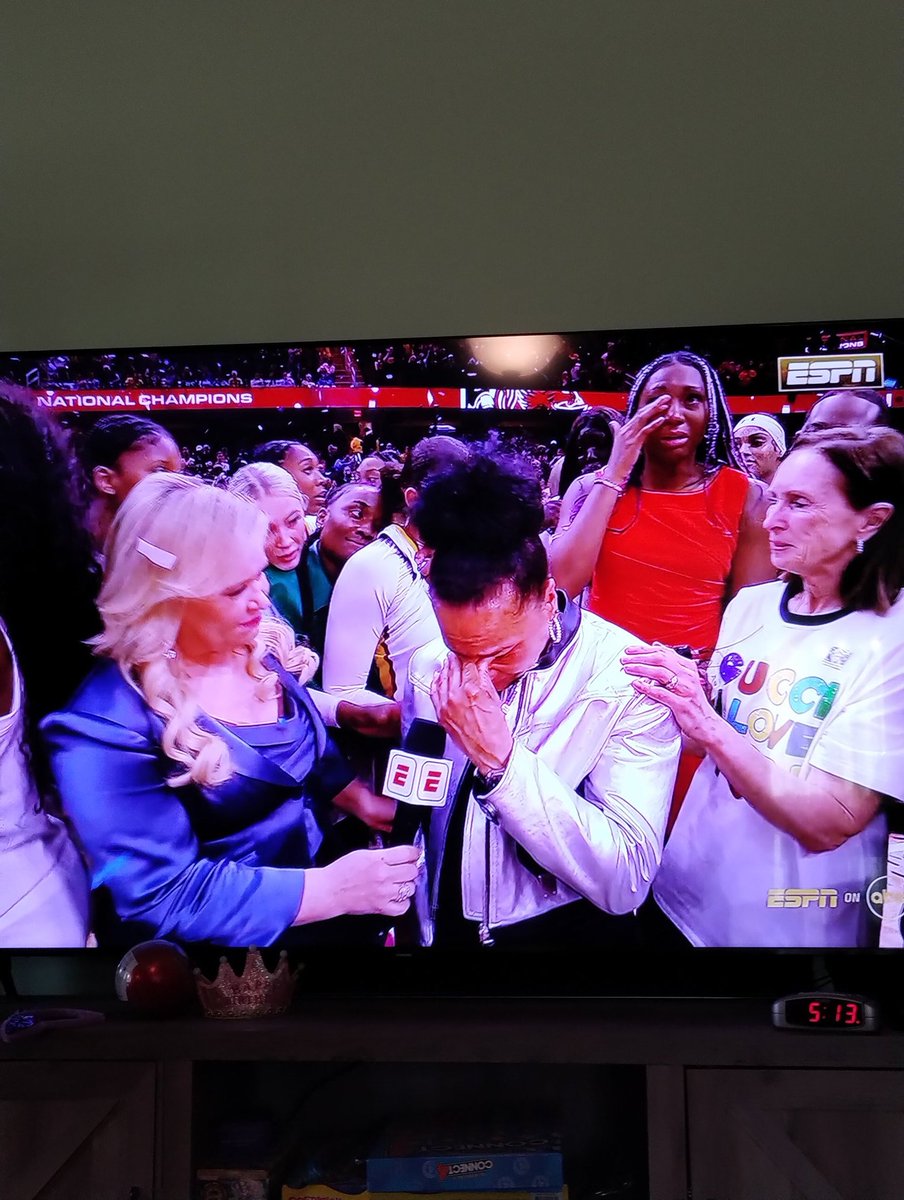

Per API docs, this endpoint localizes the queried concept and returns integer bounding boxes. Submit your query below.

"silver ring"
[395,882,414,904]
[664,672,679,691]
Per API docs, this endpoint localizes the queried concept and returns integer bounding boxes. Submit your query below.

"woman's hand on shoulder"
[620,643,720,748]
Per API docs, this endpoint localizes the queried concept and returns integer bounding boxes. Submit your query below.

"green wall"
[2,0,901,354]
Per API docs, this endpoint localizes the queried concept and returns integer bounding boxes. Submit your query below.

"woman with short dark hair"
[624,426,904,947]
[406,442,681,948]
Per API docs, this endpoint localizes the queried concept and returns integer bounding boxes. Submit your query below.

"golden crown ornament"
[194,947,299,1019]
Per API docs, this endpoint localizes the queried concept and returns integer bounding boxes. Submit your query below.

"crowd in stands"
[7,326,895,397]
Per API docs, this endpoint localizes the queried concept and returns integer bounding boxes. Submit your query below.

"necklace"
[642,466,709,493]
[675,467,708,491]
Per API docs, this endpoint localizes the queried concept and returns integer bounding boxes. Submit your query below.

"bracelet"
[592,470,627,496]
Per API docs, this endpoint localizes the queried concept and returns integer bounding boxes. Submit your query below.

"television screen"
[1,318,903,972]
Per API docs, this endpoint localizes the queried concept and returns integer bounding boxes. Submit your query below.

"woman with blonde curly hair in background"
[42,473,420,948]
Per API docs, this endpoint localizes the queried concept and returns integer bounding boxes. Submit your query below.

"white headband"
[734,413,786,456]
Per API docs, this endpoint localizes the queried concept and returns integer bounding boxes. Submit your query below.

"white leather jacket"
[405,594,682,945]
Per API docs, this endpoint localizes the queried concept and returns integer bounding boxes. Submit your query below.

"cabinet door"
[0,1061,155,1200]
[687,1068,904,1200]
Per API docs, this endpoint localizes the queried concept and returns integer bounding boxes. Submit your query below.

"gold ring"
[664,673,679,691]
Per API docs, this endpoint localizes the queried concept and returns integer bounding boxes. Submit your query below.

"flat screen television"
[1,317,903,1001]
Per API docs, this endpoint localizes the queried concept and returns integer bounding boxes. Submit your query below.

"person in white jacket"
[405,441,681,949]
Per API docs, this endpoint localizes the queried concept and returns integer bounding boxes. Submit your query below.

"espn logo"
[777,354,884,392]
[383,749,451,806]
[767,888,838,909]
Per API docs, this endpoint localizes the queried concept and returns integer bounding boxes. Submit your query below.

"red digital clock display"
[773,993,878,1031]
[787,997,863,1026]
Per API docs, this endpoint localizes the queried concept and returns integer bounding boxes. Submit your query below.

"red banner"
[30,385,904,415]
[31,386,467,413]
[467,389,904,413]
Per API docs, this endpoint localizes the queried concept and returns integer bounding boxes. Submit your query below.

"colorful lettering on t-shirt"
[716,659,840,763]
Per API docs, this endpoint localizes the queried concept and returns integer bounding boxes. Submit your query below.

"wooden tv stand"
[2,996,904,1200]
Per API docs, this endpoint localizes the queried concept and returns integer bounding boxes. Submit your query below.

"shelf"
[4,997,904,1198]
[3,996,904,1069]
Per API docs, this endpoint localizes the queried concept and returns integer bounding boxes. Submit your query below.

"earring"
[548,612,563,644]
[856,537,865,555]
[163,645,177,660]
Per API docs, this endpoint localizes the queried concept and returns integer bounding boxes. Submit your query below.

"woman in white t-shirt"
[622,426,904,948]
[0,392,98,946]
[322,436,469,728]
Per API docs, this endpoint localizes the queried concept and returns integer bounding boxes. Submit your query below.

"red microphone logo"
[387,753,416,799]
[384,749,451,805]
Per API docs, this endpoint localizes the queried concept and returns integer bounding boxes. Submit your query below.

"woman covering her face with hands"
[42,473,420,948]
[405,443,681,949]
[623,427,904,947]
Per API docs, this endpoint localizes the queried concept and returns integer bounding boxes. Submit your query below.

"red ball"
[115,940,196,1016]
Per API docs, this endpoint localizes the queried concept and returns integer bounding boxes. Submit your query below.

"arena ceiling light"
[465,334,564,380]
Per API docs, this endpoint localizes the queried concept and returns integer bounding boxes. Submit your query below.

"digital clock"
[772,992,879,1032]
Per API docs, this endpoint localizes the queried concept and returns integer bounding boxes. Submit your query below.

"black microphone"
[385,718,452,846]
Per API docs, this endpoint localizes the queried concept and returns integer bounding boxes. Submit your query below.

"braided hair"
[82,413,173,473]
[624,350,742,484]
[252,438,300,464]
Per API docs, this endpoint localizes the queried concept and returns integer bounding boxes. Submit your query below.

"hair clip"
[136,538,177,570]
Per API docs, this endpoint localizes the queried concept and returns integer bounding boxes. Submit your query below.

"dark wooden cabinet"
[0,1061,156,1200]
[2,999,904,1200]
[686,1068,904,1200]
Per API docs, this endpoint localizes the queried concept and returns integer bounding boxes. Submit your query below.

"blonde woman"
[228,462,310,637]
[42,473,420,948]
[228,462,396,740]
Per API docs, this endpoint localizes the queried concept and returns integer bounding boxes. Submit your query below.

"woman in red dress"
[549,350,775,824]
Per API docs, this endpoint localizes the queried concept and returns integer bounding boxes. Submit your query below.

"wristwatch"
[473,765,506,795]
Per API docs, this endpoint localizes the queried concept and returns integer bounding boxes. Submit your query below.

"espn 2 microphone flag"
[386,718,452,845]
